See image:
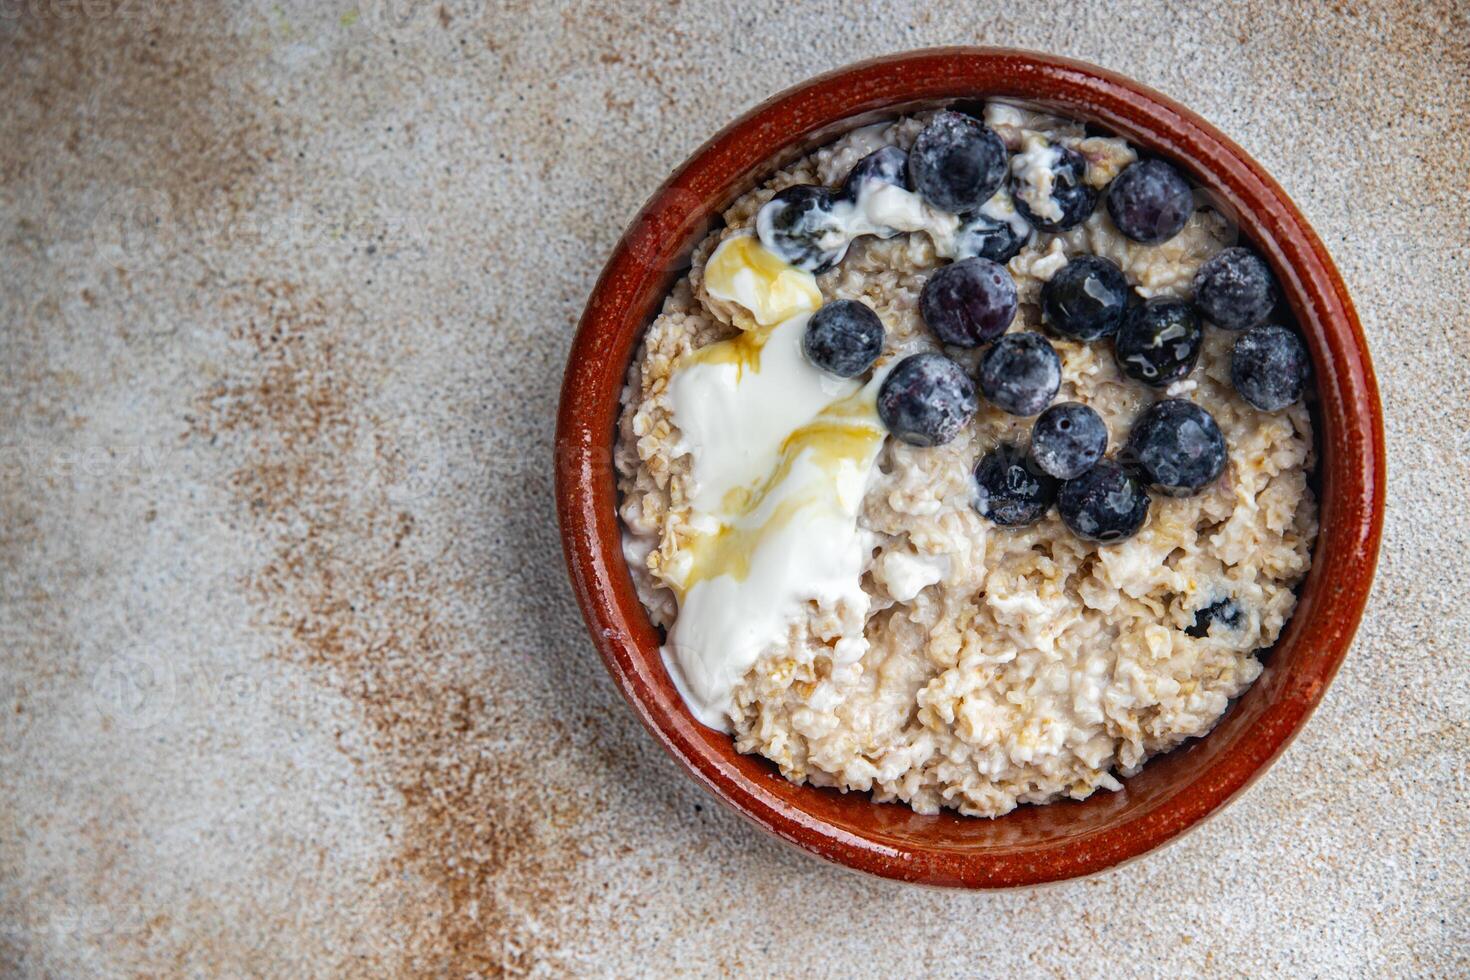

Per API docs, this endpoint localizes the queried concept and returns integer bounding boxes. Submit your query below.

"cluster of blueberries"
[787,111,1311,545]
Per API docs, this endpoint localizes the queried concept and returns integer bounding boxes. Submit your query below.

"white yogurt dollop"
[875,550,949,602]
[703,234,822,327]
[1010,132,1065,224]
[659,302,888,730]
[755,159,1031,270]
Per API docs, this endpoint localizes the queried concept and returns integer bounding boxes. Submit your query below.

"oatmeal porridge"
[613,102,1317,818]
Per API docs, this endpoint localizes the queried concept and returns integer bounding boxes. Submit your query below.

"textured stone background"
[1,1,1466,976]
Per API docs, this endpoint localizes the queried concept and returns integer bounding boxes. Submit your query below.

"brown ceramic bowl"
[555,48,1384,887]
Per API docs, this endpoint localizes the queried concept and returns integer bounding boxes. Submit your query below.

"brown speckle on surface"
[1,0,1467,977]
[185,277,591,974]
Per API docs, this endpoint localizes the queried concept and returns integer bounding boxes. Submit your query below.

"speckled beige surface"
[1,1,1466,976]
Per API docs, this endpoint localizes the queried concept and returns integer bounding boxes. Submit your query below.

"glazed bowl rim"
[554,46,1385,888]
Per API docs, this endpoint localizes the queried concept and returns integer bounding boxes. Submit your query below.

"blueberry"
[919,257,1018,348]
[973,444,1057,527]
[908,111,1008,215]
[1231,324,1309,411]
[755,184,845,273]
[1125,399,1227,496]
[877,352,978,447]
[1058,458,1151,543]
[1185,598,1244,638]
[955,208,1029,263]
[1114,298,1203,388]
[1106,159,1194,245]
[1029,402,1108,480]
[978,332,1061,417]
[1010,139,1096,233]
[1193,247,1277,330]
[802,300,884,378]
[840,146,909,201]
[1041,255,1131,341]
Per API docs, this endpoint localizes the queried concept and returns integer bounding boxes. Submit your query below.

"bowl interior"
[556,48,1384,887]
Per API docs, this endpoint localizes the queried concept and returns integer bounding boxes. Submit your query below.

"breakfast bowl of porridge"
[555,48,1383,887]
